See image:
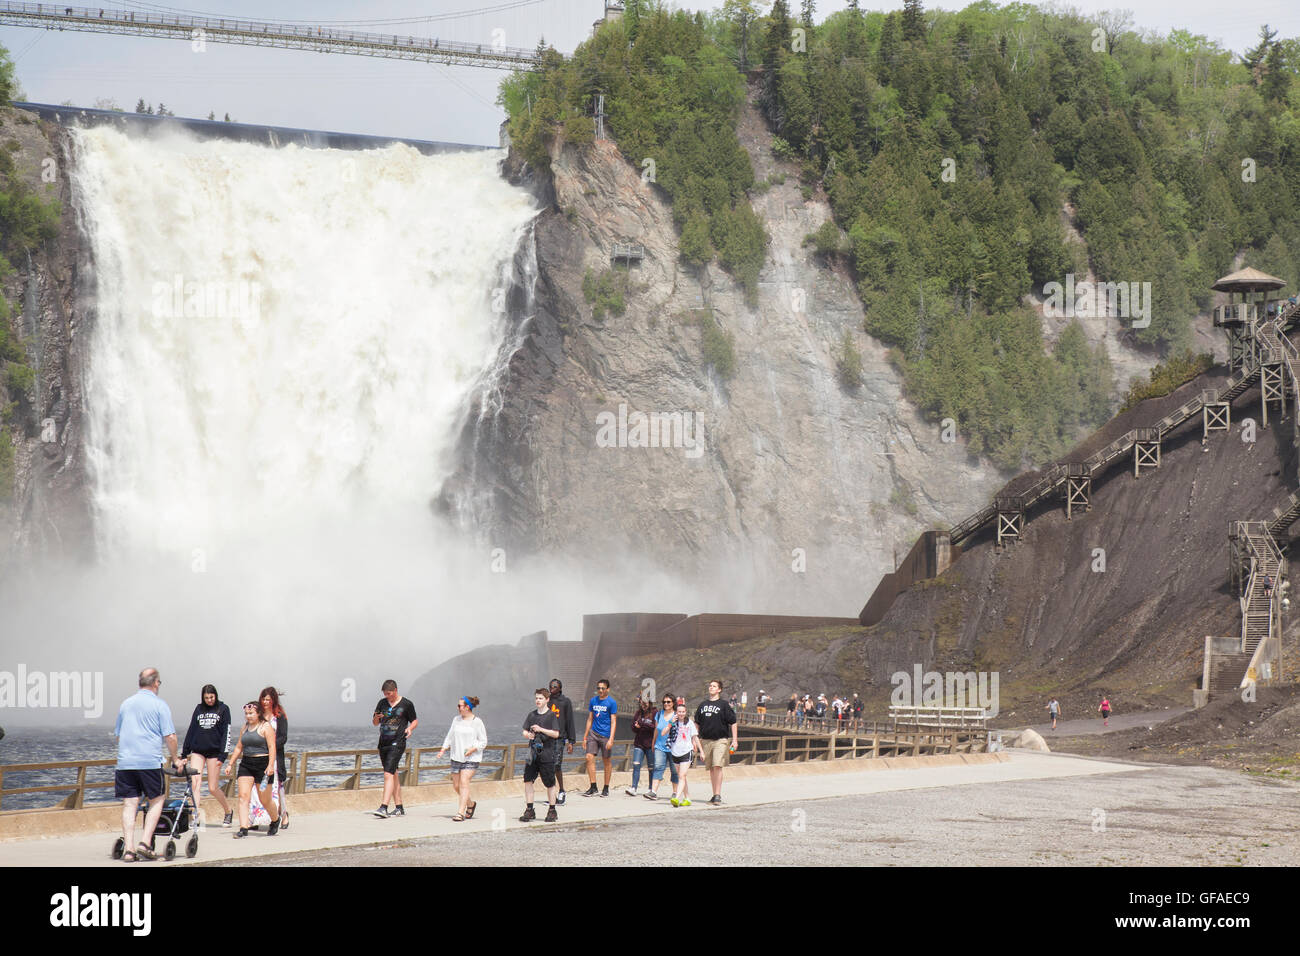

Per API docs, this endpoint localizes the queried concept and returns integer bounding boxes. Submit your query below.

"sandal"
[135,842,157,861]
[121,851,137,863]
[465,802,476,819]
[452,813,465,822]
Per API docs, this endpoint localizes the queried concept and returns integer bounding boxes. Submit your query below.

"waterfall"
[71,126,538,558]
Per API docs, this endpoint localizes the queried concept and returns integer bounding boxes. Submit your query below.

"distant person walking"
[519,688,561,822]
[1098,697,1112,727]
[626,694,657,796]
[668,699,702,807]
[851,694,863,727]
[181,684,232,828]
[547,678,576,805]
[644,692,680,801]
[695,680,738,805]
[1046,697,1061,731]
[755,690,769,718]
[740,690,748,712]
[224,701,280,839]
[373,680,418,818]
[437,696,486,821]
[581,679,618,797]
[787,694,798,727]
[115,667,183,861]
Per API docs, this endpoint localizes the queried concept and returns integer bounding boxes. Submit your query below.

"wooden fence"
[0,728,988,812]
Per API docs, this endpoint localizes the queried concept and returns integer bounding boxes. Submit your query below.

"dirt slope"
[604,366,1300,720]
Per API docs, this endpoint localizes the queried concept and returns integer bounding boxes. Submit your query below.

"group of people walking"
[113,670,290,860]
[113,669,743,859]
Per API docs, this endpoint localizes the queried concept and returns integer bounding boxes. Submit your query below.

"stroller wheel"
[164,840,177,862]
[111,837,125,860]
[186,835,199,858]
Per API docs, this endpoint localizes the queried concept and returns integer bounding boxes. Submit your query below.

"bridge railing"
[0,2,542,63]
[0,727,990,811]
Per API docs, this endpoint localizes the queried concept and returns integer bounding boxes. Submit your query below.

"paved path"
[247,756,1300,868]
[1005,707,1191,739]
[2,752,1145,867]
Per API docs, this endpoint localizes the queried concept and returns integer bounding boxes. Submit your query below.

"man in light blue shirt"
[114,667,182,861]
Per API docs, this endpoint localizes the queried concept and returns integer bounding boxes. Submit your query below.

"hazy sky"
[2,1,1297,146]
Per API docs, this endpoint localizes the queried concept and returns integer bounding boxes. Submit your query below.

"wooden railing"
[0,728,989,812]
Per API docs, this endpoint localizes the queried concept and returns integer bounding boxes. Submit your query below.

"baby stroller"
[111,765,201,861]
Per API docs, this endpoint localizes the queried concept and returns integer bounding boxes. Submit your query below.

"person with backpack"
[1046,697,1061,731]
[1098,696,1112,728]
[519,688,561,823]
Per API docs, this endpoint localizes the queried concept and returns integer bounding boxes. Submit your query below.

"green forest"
[499,1,1300,470]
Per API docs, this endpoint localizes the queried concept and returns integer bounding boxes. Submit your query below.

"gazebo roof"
[1211,267,1287,293]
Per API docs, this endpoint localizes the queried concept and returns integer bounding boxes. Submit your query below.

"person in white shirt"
[436,695,486,822]
[667,699,703,807]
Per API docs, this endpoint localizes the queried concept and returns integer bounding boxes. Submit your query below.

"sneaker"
[601,786,610,797]
[681,798,692,807]
[390,806,405,817]
[582,784,598,797]
[267,818,280,836]
[709,795,722,805]
[556,791,566,806]
[373,806,389,819]
[670,797,680,807]
[519,806,536,822]
[644,791,659,801]
[222,812,233,828]
[544,806,558,822]
[625,787,639,796]
[234,828,248,839]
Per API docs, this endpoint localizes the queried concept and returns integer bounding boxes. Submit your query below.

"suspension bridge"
[0,1,562,70]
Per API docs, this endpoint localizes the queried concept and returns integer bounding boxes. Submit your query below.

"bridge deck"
[0,2,542,69]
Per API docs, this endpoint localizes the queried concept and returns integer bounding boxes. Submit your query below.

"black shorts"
[192,749,225,762]
[238,755,270,783]
[379,740,406,774]
[522,755,557,787]
[115,768,164,800]
[671,752,692,764]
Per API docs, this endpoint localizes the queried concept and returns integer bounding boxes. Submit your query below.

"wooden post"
[776,736,786,764]
[348,753,362,790]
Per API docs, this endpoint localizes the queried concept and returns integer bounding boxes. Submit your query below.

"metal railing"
[0,2,542,69]
[0,728,990,812]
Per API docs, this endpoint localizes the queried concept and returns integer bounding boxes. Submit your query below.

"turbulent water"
[0,127,714,724]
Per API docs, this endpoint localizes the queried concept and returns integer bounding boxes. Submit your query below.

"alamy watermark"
[1043,274,1151,329]
[0,666,104,719]
[595,403,704,459]
[890,665,999,718]
[152,274,262,327]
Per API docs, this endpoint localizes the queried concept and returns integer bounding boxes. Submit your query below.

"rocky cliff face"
[444,95,1007,616]
[0,110,91,576]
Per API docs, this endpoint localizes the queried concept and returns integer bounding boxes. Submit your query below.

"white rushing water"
[15,126,714,720]
[73,127,533,556]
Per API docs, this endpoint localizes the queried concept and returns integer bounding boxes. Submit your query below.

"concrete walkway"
[1007,707,1190,739]
[0,751,1147,867]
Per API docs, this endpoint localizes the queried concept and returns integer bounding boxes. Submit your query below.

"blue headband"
[461,696,474,710]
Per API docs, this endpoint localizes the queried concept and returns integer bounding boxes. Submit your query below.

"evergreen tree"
[902,0,924,44]
[134,98,147,114]
[800,0,814,34]
[1263,41,1291,101]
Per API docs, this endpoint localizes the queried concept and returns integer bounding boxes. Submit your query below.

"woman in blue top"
[642,692,680,801]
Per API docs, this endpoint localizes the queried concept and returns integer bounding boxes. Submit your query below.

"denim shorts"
[449,759,479,774]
